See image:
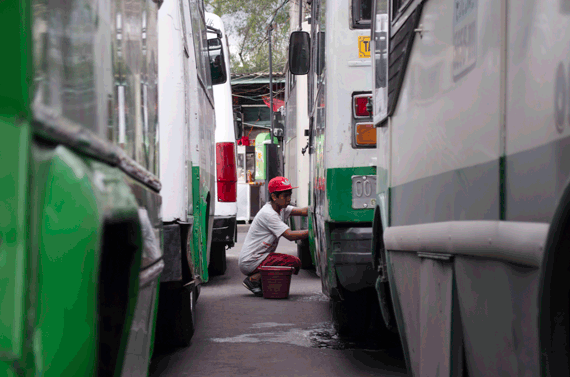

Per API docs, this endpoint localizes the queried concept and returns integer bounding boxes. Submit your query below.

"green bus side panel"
[25,146,144,376]
[0,0,31,116]
[0,0,32,361]
[0,118,30,359]
[89,161,144,377]
[191,166,210,282]
[34,147,102,375]
[326,166,376,222]
[308,213,317,265]
[0,360,17,377]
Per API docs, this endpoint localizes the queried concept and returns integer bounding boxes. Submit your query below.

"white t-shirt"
[238,203,294,275]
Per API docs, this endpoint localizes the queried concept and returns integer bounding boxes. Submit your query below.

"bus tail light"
[353,94,372,118]
[216,142,237,202]
[355,123,376,146]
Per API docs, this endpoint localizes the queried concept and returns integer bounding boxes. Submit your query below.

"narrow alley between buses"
[149,225,407,377]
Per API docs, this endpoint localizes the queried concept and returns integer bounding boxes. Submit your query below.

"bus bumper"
[331,226,378,292]
[212,215,237,245]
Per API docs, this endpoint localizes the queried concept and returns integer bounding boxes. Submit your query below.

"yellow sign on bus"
[358,36,371,58]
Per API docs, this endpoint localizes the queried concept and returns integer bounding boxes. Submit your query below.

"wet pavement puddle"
[289,293,329,302]
[210,322,386,351]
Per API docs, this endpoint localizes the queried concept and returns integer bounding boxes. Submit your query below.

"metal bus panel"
[285,18,311,211]
[192,75,216,280]
[23,142,162,376]
[284,71,311,209]
[315,0,377,225]
[295,74,311,209]
[159,0,190,223]
[389,0,502,203]
[505,0,570,223]
[32,146,103,376]
[0,119,31,362]
[324,1,375,170]
[186,0,216,282]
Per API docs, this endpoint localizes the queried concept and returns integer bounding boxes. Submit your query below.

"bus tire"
[155,282,196,348]
[208,243,227,276]
[540,181,570,375]
[297,239,313,269]
[330,287,372,338]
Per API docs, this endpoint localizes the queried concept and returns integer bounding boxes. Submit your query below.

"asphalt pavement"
[149,224,408,377]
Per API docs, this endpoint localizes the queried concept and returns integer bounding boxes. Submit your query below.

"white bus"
[370,0,570,375]
[288,0,384,337]
[206,12,238,276]
[156,0,217,347]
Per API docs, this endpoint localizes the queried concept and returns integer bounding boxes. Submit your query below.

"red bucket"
[259,266,294,299]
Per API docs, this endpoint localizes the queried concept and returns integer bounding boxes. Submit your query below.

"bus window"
[208,37,227,84]
[352,0,372,28]
[392,0,411,20]
[316,31,325,77]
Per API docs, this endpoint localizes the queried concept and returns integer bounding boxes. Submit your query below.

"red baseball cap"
[268,176,298,193]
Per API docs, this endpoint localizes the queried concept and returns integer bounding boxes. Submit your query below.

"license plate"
[351,175,377,209]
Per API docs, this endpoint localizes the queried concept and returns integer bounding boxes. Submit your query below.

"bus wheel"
[155,282,196,347]
[297,239,313,269]
[330,287,373,338]
[208,244,227,276]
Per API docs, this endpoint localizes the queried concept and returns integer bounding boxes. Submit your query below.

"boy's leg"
[248,272,262,282]
[256,253,302,275]
[243,253,301,296]
[243,274,263,297]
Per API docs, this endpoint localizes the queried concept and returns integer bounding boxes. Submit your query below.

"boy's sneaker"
[243,277,263,297]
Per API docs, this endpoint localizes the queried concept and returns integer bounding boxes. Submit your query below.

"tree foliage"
[205,0,292,75]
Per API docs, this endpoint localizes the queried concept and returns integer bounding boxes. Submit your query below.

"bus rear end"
[206,12,238,276]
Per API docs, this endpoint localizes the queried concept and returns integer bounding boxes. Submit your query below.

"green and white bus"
[1,0,221,374]
[1,0,162,375]
[370,0,570,375]
[288,0,385,337]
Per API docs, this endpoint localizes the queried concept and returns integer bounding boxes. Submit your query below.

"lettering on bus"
[452,0,478,81]
[359,36,371,58]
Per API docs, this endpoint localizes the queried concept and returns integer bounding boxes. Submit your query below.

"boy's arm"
[290,207,308,216]
[282,229,309,241]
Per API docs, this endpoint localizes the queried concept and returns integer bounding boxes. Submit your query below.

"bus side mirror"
[289,31,310,75]
[208,37,227,85]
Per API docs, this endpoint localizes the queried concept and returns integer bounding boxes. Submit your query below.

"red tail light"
[353,94,372,118]
[216,142,237,202]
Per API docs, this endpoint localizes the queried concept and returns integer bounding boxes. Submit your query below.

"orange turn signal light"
[355,123,376,146]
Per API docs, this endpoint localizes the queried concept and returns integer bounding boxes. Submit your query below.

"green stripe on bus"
[326,166,376,222]
[1,0,32,117]
[191,165,211,282]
